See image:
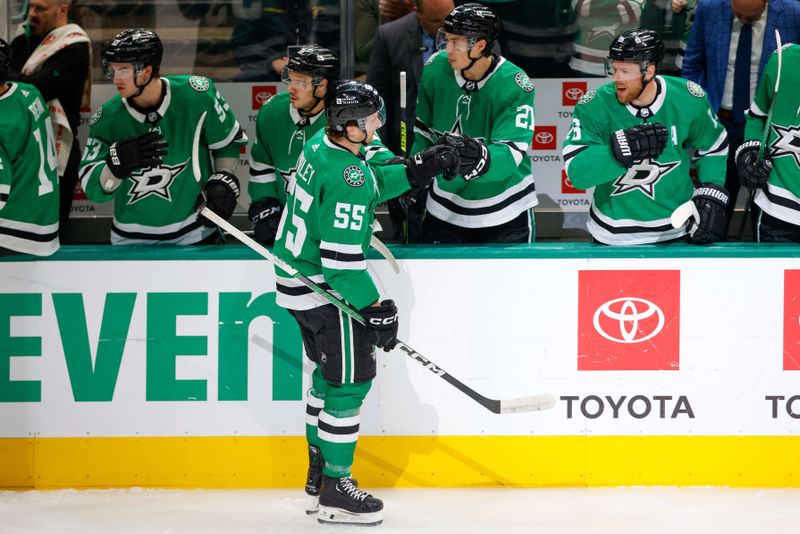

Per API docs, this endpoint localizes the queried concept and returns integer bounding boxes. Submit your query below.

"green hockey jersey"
[249,91,327,207]
[412,52,537,229]
[562,75,728,245]
[744,44,800,226]
[570,0,646,75]
[273,129,410,312]
[79,75,246,245]
[0,82,60,256]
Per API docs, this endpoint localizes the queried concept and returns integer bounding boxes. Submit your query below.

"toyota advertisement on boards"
[2,253,799,439]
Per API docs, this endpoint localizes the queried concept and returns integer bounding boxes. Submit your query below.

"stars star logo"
[587,23,622,43]
[769,124,800,167]
[126,160,189,205]
[611,159,681,199]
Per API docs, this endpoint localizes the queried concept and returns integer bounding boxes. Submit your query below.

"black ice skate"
[305,445,324,514]
[317,475,383,526]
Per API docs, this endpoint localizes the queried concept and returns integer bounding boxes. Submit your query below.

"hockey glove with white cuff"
[105,131,168,179]
[687,183,729,245]
[610,123,667,168]
[404,145,461,188]
[202,172,240,226]
[248,197,283,245]
[359,299,399,352]
[735,140,773,190]
[438,132,490,181]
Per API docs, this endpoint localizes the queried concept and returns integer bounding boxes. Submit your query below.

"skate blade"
[317,506,383,526]
[305,494,319,515]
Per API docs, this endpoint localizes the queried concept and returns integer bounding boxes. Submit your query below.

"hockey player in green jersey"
[79,29,246,245]
[412,3,538,243]
[248,45,339,246]
[737,43,800,242]
[562,28,730,245]
[272,80,459,525]
[0,38,60,256]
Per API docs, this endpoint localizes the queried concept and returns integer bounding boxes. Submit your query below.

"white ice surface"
[2,487,799,534]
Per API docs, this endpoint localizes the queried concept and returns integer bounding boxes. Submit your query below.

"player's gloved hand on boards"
[437,132,490,181]
[610,122,667,167]
[735,140,773,190]
[105,131,168,179]
[404,145,461,188]
[201,171,240,226]
[686,183,729,245]
[248,197,282,245]
[359,299,399,352]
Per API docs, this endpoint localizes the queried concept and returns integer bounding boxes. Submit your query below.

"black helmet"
[103,28,163,78]
[0,39,9,85]
[325,80,385,134]
[608,28,665,70]
[442,3,500,55]
[284,45,339,85]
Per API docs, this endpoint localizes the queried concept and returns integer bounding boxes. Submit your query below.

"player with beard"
[562,28,730,245]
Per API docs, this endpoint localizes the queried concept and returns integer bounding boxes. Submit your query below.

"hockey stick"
[200,206,555,414]
[193,110,226,243]
[398,70,410,243]
[738,29,783,241]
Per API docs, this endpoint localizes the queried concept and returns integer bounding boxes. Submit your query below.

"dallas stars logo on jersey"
[611,158,681,199]
[769,123,800,167]
[127,160,189,204]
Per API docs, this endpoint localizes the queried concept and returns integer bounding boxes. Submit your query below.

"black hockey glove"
[359,299,399,352]
[735,140,773,190]
[610,122,667,168]
[405,145,461,188]
[105,131,168,179]
[201,171,240,226]
[438,132,490,181]
[687,183,730,245]
[248,197,282,245]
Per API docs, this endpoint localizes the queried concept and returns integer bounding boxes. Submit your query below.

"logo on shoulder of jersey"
[343,165,366,187]
[686,80,705,98]
[425,51,439,66]
[578,90,596,105]
[126,160,190,204]
[189,76,210,92]
[89,107,103,125]
[611,158,681,199]
[515,72,534,93]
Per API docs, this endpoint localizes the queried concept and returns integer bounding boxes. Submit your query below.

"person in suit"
[367,0,454,241]
[682,0,800,228]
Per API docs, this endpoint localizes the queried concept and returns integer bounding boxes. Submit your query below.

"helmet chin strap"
[132,67,155,97]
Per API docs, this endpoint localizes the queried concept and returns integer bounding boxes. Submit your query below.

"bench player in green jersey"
[412,3,538,243]
[563,28,730,245]
[248,45,339,246]
[272,80,458,525]
[736,44,800,242]
[0,39,59,256]
[79,29,246,245]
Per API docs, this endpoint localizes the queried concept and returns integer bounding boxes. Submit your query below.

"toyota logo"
[535,131,554,145]
[593,297,665,343]
[565,87,585,100]
[255,91,273,104]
